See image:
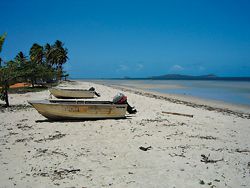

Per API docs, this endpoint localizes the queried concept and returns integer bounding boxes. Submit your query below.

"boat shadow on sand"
[35,116,134,123]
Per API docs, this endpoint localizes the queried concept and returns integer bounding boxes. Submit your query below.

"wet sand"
[0,80,250,187]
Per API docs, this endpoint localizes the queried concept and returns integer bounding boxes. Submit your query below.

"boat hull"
[49,88,95,99]
[29,100,127,120]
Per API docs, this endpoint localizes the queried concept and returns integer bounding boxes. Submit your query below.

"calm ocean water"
[84,79,250,106]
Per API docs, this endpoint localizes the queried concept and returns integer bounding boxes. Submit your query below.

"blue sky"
[1,0,250,78]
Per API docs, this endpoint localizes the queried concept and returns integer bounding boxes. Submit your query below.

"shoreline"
[92,81,250,119]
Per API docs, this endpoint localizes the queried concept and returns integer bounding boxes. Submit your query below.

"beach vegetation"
[0,33,69,107]
[0,33,9,106]
[0,60,23,106]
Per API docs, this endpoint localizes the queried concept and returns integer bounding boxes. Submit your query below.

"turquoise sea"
[82,79,250,106]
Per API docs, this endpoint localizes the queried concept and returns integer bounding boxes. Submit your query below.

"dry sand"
[0,80,250,188]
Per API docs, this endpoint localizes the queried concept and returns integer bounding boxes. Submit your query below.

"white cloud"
[116,64,129,72]
[198,66,205,71]
[136,63,144,70]
[170,64,184,71]
[116,62,144,73]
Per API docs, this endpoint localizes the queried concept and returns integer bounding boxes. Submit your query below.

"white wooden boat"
[29,100,127,120]
[49,88,95,99]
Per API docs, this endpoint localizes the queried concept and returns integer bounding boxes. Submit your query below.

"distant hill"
[145,74,250,81]
[119,74,250,81]
[150,74,218,80]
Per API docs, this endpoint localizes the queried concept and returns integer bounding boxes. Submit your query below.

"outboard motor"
[113,93,137,114]
[89,87,100,97]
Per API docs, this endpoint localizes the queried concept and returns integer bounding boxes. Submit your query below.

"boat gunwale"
[50,88,95,92]
[28,100,127,107]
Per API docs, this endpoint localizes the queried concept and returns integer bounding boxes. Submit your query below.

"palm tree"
[0,33,7,67]
[29,43,46,86]
[14,51,29,83]
[44,43,52,65]
[54,40,68,66]
[15,51,28,65]
[52,40,68,80]
[29,43,44,64]
[0,33,7,53]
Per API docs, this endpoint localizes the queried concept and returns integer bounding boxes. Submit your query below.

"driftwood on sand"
[162,111,194,118]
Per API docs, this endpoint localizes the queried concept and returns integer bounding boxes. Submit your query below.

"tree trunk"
[4,88,9,107]
[31,78,35,88]
[57,65,62,81]
[4,81,9,107]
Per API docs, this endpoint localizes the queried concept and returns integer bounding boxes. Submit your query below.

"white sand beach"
[1,80,250,188]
